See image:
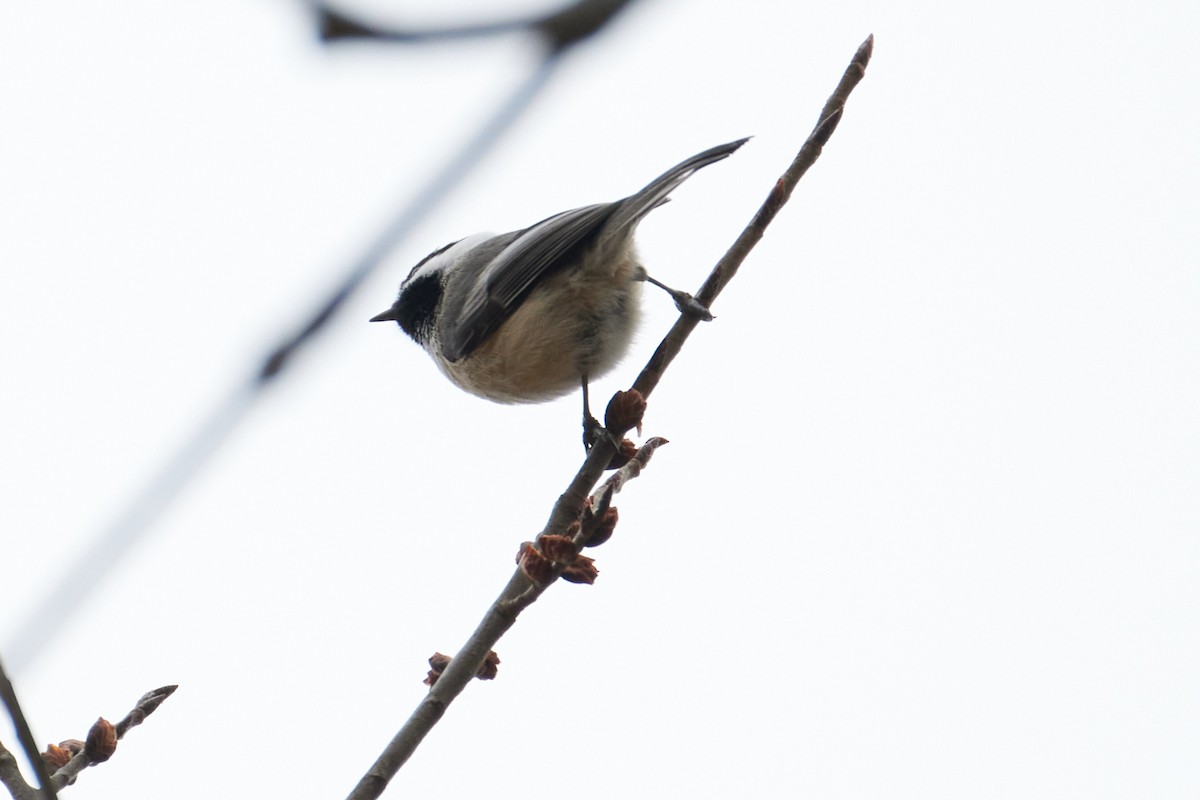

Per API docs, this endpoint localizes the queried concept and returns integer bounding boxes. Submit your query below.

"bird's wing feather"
[440,202,617,362]
[439,137,750,363]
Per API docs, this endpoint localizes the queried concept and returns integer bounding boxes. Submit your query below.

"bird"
[370,137,748,447]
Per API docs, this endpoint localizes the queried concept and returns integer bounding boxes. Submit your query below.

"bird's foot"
[644,275,714,321]
[582,414,622,453]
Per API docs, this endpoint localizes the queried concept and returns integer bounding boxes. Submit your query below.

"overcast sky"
[1,1,1197,798]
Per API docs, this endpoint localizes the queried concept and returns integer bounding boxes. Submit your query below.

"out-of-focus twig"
[0,656,55,800]
[315,0,639,53]
[4,42,571,679]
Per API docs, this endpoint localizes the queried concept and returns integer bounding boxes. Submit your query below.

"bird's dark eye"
[394,273,443,342]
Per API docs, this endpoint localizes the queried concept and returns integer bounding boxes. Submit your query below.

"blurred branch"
[0,657,54,800]
[315,0,639,53]
[346,35,874,799]
[4,41,573,677]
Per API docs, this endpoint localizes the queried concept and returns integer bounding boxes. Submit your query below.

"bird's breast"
[437,248,644,404]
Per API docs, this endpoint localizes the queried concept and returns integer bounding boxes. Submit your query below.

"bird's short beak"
[370,307,401,323]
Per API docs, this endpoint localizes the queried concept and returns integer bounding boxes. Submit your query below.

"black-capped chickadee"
[371,137,748,444]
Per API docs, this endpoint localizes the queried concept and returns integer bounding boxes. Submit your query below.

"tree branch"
[345,35,874,799]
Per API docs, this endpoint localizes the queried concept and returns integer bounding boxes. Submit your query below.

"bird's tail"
[605,137,750,234]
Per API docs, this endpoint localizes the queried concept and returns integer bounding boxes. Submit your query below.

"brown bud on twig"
[516,541,555,587]
[424,650,501,685]
[560,554,598,585]
[42,743,72,770]
[582,506,618,548]
[538,534,578,564]
[604,389,647,438]
[59,739,85,755]
[476,651,501,681]
[584,487,611,518]
[84,718,117,763]
[424,652,453,686]
[605,437,638,470]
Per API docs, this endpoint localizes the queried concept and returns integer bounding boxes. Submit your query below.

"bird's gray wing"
[440,137,750,362]
[440,202,617,362]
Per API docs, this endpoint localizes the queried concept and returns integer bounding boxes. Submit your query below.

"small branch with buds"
[345,35,873,800]
[345,434,667,800]
[0,685,176,800]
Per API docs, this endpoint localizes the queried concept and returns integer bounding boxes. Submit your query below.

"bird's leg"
[634,266,714,321]
[581,376,619,453]
[582,376,601,451]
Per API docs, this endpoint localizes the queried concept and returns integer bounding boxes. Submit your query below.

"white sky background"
[1,0,1198,797]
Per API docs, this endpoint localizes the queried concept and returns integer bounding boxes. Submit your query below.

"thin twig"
[111,685,177,739]
[631,33,875,400]
[48,686,178,791]
[345,36,874,799]
[0,682,176,800]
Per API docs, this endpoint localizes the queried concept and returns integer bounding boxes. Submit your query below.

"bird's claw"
[582,414,622,453]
